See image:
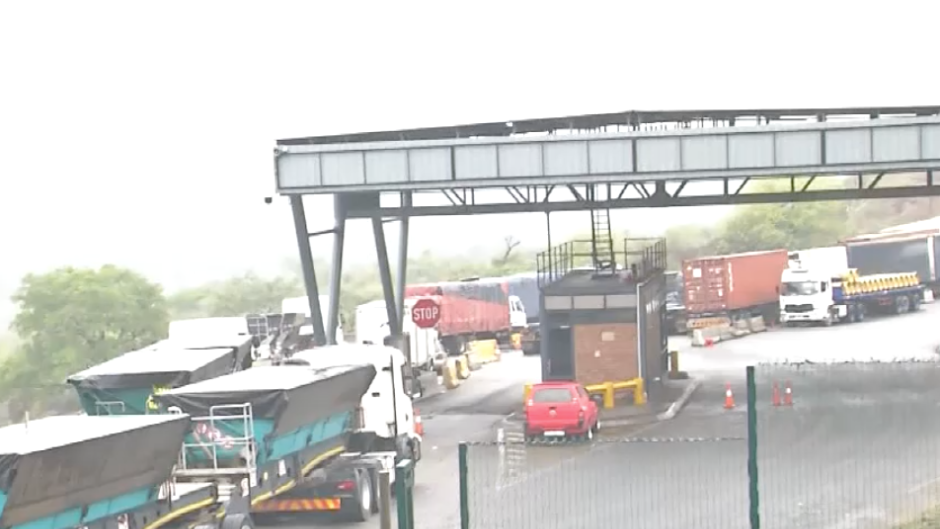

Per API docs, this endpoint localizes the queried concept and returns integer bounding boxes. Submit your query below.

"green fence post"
[395,459,415,529]
[747,365,760,529]
[459,442,469,529]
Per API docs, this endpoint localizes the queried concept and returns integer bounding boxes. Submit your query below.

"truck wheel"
[220,514,254,529]
[910,295,921,311]
[341,470,373,522]
[896,296,910,315]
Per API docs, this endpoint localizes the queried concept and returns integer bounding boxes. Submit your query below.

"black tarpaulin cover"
[66,340,237,390]
[155,364,376,436]
[0,414,189,528]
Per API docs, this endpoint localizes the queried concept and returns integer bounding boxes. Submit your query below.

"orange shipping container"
[683,249,789,316]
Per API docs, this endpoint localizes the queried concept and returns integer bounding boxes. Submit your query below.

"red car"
[524,381,600,442]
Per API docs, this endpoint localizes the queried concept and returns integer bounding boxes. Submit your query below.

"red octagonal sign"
[411,298,441,329]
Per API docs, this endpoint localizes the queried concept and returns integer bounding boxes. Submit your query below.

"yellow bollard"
[511,333,522,350]
[456,355,471,379]
[443,359,461,389]
[603,381,615,409]
[523,383,533,404]
[633,377,646,406]
[669,351,680,375]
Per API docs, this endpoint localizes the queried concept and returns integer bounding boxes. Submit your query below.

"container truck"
[779,269,923,326]
[404,279,525,356]
[683,249,789,330]
[502,273,541,355]
[354,298,444,374]
[843,230,940,295]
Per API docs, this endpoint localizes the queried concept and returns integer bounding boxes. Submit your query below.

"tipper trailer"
[155,360,413,524]
[779,269,924,326]
[0,414,207,529]
[66,339,251,416]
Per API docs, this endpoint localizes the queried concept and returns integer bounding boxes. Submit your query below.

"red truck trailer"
[405,279,511,355]
[682,249,788,331]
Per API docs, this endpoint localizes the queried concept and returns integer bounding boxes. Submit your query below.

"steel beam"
[372,216,400,336]
[343,181,940,218]
[290,195,326,346]
[395,192,412,333]
[326,194,347,345]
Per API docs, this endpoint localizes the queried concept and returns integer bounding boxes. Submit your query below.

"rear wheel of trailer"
[340,468,374,522]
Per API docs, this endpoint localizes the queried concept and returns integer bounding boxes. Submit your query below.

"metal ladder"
[589,208,616,272]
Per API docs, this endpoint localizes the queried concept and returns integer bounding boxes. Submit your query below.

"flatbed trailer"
[829,284,925,324]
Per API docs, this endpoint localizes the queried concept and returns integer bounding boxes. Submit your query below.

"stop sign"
[411,298,441,329]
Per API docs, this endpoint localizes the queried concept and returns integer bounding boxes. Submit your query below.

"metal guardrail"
[523,378,645,409]
[536,237,667,289]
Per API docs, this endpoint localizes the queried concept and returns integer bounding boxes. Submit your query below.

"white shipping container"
[355,299,442,371]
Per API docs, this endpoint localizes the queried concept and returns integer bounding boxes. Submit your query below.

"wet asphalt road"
[458,303,940,529]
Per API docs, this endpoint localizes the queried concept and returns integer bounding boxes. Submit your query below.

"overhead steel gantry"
[273,105,940,346]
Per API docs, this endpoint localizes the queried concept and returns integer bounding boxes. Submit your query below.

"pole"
[746,365,760,529]
[289,196,326,346]
[459,443,470,529]
[378,470,392,529]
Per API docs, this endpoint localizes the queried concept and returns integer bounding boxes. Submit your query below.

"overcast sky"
[0,1,935,325]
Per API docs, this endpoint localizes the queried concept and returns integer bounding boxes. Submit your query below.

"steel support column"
[372,216,401,336]
[290,195,326,346]
[327,194,347,345]
[395,192,412,332]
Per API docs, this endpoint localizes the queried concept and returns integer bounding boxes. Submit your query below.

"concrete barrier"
[691,316,767,347]
[732,319,751,338]
[749,316,767,333]
[456,355,471,380]
[443,359,461,389]
[468,339,501,365]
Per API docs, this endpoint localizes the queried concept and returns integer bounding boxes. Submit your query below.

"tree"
[1,265,168,418]
[167,273,305,320]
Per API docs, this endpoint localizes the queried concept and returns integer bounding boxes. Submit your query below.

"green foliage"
[0,266,168,420]
[167,273,304,320]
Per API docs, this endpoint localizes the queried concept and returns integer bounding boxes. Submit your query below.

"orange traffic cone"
[772,381,781,407]
[414,408,424,436]
[783,381,793,407]
[724,383,735,410]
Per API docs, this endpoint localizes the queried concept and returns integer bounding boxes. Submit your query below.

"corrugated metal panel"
[588,139,633,174]
[729,134,774,169]
[365,150,408,184]
[274,116,940,193]
[544,141,588,176]
[827,129,871,164]
[321,152,365,186]
[681,135,727,171]
[775,131,821,166]
[409,148,452,182]
[873,126,920,162]
[455,145,498,180]
[498,144,542,178]
[636,137,680,172]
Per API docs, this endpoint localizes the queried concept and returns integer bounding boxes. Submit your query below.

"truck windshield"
[781,281,820,296]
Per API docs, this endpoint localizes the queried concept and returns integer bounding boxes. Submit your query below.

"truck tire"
[910,295,921,312]
[341,470,373,522]
[896,295,910,315]
[220,514,254,529]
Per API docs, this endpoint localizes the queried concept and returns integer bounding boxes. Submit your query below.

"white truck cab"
[286,344,422,458]
[779,268,837,324]
[509,295,528,330]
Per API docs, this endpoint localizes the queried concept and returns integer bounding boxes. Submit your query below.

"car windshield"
[781,281,820,296]
[532,387,573,403]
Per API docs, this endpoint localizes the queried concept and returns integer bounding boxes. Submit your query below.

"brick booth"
[537,238,667,389]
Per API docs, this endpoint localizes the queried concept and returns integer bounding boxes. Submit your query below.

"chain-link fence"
[757,361,940,528]
[459,361,940,529]
[459,436,747,529]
